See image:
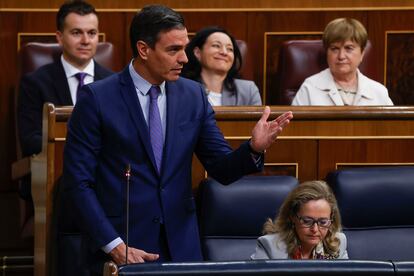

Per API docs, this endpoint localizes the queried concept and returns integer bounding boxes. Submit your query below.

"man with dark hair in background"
[18,0,112,198]
[63,4,292,273]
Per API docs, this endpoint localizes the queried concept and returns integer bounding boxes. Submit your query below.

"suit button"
[159,186,164,192]
[152,217,160,223]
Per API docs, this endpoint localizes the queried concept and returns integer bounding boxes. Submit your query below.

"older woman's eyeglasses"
[296,214,332,228]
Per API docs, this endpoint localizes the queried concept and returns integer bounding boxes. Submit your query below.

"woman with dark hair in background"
[182,26,262,106]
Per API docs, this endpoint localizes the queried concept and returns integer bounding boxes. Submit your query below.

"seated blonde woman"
[292,18,393,106]
[251,180,348,259]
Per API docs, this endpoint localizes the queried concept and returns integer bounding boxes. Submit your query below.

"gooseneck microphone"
[125,164,131,264]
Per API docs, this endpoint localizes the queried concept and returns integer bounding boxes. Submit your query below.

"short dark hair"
[56,0,97,32]
[181,26,242,92]
[129,5,185,58]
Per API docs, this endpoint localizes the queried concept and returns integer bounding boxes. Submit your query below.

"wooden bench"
[34,103,414,275]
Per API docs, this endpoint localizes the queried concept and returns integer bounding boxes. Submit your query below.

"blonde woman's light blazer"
[250,232,349,259]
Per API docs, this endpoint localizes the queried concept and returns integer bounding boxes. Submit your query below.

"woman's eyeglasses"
[296,214,332,228]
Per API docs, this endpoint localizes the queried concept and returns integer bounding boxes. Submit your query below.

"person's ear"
[56,31,63,46]
[137,40,150,60]
[193,47,201,61]
[360,47,365,64]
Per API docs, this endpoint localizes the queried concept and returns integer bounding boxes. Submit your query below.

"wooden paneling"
[18,12,56,31]
[192,106,414,182]
[370,10,414,105]
[262,140,318,181]
[0,10,27,256]
[385,32,414,105]
[184,12,248,39]
[0,12,18,193]
[197,139,318,182]
[318,140,414,178]
[97,12,128,71]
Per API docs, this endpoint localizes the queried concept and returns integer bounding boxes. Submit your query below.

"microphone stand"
[125,164,131,265]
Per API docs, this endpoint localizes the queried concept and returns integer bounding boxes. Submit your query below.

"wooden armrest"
[11,156,32,181]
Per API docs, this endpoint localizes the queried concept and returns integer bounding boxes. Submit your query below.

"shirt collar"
[61,55,95,78]
[128,60,166,96]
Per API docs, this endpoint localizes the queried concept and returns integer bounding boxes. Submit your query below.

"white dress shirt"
[60,55,95,104]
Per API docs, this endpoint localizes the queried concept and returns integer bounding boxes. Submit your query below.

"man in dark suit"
[17,0,112,200]
[17,0,112,161]
[62,4,292,273]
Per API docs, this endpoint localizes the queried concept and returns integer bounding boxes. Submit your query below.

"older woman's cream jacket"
[292,68,393,106]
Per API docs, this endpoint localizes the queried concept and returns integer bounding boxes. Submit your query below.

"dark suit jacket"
[17,59,113,157]
[62,66,263,268]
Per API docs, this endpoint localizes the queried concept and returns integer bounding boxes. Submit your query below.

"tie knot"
[149,86,161,100]
[75,72,88,87]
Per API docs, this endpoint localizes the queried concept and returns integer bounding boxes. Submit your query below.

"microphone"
[125,164,131,264]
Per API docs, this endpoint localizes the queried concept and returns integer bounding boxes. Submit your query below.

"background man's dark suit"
[18,58,113,157]
[17,58,112,202]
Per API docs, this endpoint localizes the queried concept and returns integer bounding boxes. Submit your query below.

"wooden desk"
[33,104,414,275]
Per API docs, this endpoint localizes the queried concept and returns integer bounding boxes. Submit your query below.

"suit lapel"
[118,66,159,174]
[316,69,344,106]
[327,89,344,105]
[161,81,179,180]
[354,70,374,105]
[326,77,344,106]
[52,60,73,105]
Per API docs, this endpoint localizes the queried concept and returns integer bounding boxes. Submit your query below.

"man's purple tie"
[75,72,87,101]
[149,86,163,172]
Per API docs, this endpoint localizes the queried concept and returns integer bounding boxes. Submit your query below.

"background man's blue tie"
[149,85,163,172]
[75,72,87,101]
